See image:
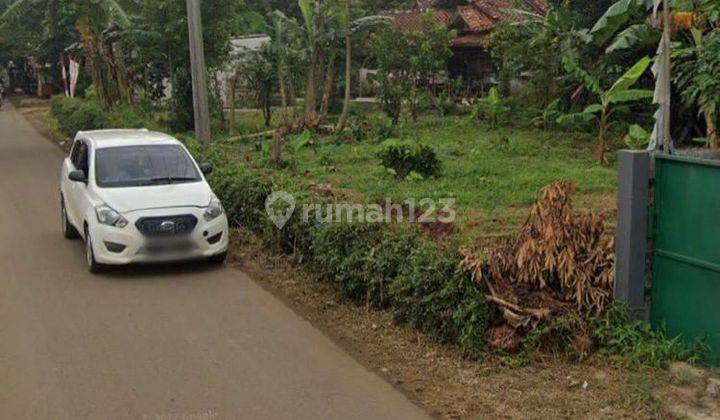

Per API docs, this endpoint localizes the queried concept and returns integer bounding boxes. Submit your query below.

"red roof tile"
[386,0,549,48]
[457,5,494,31]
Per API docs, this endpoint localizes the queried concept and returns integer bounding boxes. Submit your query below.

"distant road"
[0,103,428,420]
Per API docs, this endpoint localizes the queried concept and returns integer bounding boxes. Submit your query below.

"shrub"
[391,244,494,350]
[106,104,156,130]
[50,95,107,138]
[207,163,273,231]
[336,115,371,143]
[311,223,386,301]
[475,87,509,128]
[434,77,463,116]
[378,139,441,179]
[371,119,396,142]
[50,96,156,139]
[311,223,420,308]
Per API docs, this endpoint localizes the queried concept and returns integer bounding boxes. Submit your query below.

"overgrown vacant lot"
[231,111,618,241]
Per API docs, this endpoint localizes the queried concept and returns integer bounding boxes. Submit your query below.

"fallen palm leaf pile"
[460,181,615,350]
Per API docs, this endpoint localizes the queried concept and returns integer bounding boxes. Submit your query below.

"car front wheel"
[84,228,105,274]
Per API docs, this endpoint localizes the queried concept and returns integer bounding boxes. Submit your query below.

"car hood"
[96,182,213,213]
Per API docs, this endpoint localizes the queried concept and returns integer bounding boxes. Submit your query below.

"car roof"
[79,129,183,149]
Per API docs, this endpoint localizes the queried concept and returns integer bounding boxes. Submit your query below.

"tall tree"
[128,0,243,130]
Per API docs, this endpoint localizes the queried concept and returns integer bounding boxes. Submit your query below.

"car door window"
[75,142,89,173]
[70,141,81,168]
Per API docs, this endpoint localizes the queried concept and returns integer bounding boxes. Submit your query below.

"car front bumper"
[90,207,229,265]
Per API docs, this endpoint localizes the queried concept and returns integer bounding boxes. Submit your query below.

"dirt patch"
[11,98,70,151]
[227,227,681,419]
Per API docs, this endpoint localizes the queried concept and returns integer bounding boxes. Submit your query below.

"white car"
[60,129,229,273]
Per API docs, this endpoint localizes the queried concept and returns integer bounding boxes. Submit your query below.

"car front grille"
[135,215,198,237]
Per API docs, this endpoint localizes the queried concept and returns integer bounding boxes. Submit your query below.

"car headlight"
[95,204,129,228]
[203,198,224,222]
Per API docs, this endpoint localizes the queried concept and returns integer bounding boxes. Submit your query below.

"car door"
[62,140,81,226]
[66,140,91,229]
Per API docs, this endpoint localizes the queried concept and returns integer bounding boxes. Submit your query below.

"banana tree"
[590,0,654,46]
[268,10,302,118]
[675,28,720,148]
[558,56,654,162]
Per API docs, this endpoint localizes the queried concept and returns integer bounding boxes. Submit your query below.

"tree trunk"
[228,72,238,135]
[704,108,718,149]
[319,54,336,119]
[77,22,116,108]
[263,88,273,128]
[336,0,352,131]
[278,62,288,109]
[304,50,318,117]
[271,130,284,164]
[287,74,296,118]
[597,112,609,163]
[304,1,322,118]
[111,42,131,104]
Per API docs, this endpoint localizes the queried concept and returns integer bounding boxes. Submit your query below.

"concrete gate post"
[614,150,651,317]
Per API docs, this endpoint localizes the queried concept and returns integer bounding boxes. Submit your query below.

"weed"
[589,305,708,369]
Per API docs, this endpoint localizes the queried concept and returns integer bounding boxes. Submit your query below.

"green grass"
[226,110,618,242]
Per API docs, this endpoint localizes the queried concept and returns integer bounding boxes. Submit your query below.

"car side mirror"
[200,163,213,176]
[68,170,87,183]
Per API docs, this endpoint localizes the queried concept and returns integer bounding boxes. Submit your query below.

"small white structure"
[217,34,271,108]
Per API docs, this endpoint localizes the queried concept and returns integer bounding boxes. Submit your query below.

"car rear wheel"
[84,228,105,274]
[61,198,80,239]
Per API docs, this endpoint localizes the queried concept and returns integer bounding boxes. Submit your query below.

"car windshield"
[95,145,201,188]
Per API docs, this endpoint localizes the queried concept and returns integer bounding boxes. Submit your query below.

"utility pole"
[186,0,211,145]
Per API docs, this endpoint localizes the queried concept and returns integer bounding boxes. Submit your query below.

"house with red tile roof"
[384,0,548,86]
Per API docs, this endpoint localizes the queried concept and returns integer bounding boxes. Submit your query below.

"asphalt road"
[0,103,428,420]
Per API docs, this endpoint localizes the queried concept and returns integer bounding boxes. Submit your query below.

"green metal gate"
[651,154,720,365]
